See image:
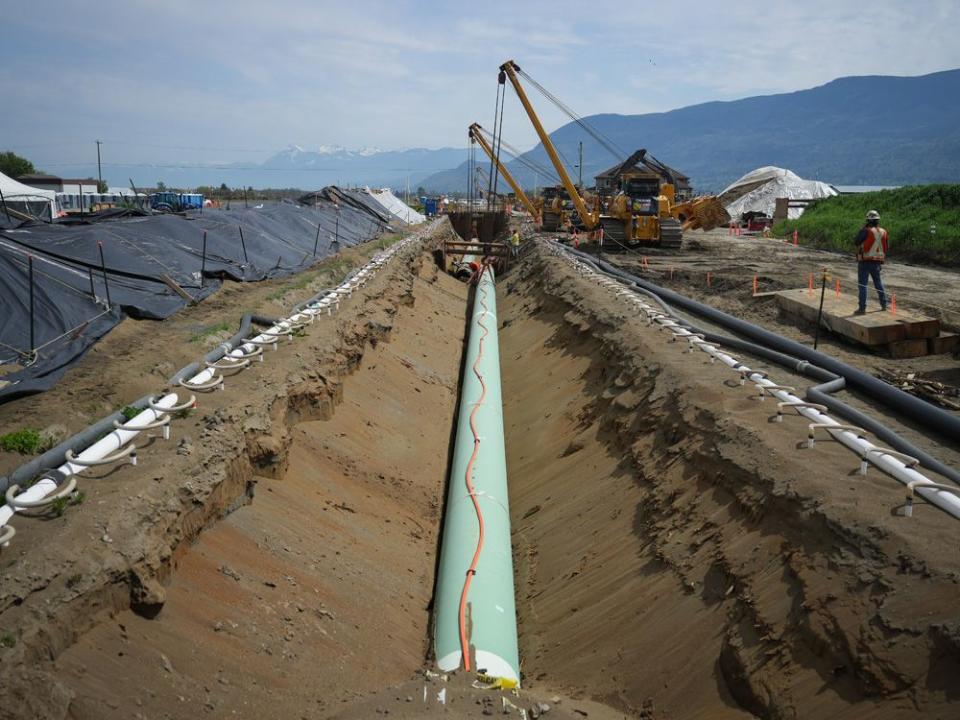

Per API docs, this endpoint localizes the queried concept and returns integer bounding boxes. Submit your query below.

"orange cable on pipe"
[457,267,491,671]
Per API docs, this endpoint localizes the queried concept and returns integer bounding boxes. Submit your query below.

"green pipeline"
[434,265,520,684]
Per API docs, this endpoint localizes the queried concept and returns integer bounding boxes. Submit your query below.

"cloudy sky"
[4,0,960,172]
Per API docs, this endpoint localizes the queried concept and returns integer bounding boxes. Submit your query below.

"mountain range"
[75,68,960,193]
[420,68,960,194]
[86,144,466,192]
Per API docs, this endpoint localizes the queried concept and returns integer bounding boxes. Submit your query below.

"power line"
[515,67,628,163]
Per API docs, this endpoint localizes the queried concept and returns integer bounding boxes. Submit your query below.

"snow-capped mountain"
[77,144,469,191]
[253,144,468,187]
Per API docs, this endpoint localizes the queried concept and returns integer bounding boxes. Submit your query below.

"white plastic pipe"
[0,226,426,543]
[555,247,960,521]
[0,393,179,531]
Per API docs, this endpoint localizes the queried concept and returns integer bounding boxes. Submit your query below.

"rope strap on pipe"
[205,357,251,372]
[65,443,136,467]
[148,394,196,413]
[458,267,492,673]
[179,374,224,392]
[5,476,77,510]
[807,423,866,447]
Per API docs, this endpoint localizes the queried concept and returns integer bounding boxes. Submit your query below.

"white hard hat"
[866,210,880,221]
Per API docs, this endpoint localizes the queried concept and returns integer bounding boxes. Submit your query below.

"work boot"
[854,308,866,316]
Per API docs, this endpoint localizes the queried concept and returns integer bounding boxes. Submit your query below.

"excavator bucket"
[673,196,730,232]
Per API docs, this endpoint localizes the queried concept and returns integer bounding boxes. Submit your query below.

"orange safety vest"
[858,226,888,262]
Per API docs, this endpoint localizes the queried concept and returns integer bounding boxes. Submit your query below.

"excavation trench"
[42,254,469,720]
[12,238,960,720]
[498,246,960,720]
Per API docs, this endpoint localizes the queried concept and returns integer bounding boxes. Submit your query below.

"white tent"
[0,171,58,220]
[720,166,836,220]
[365,187,425,225]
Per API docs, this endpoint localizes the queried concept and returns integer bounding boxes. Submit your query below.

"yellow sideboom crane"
[469,123,540,223]
[499,60,598,233]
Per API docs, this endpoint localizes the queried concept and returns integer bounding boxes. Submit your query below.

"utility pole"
[96,140,103,189]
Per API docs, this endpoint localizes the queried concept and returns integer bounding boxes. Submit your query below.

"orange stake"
[707,271,712,287]
[793,229,799,245]
[808,272,814,296]
[752,275,758,296]
[835,278,841,297]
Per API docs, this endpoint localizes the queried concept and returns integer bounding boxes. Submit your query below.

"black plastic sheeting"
[0,190,390,402]
[299,187,394,225]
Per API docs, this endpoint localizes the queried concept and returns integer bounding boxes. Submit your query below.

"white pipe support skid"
[859,448,919,476]
[551,244,960,522]
[904,481,960,517]
[776,401,828,423]
[756,384,796,400]
[807,423,867,447]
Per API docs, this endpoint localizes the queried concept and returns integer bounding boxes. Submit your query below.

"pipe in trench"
[434,264,520,684]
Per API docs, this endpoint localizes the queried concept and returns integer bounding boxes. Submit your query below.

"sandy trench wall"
[500,243,960,720]
[0,219,464,720]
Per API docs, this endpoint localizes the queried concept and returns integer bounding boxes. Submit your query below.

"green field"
[775,185,960,265]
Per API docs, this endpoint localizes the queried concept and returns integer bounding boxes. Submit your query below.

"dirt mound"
[500,245,960,719]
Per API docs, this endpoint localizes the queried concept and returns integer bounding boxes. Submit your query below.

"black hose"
[562,244,960,484]
[567,246,960,445]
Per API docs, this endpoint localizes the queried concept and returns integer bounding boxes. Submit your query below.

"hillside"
[421,68,960,193]
[777,184,960,265]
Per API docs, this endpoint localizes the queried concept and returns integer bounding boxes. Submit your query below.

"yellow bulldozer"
[599,149,728,248]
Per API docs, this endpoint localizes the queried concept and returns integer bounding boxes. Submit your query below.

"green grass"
[265,229,407,304]
[0,632,15,649]
[775,184,960,265]
[265,271,319,301]
[120,406,142,421]
[0,429,41,454]
[189,321,231,344]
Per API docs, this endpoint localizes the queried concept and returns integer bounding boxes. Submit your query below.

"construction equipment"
[499,60,599,233]
[600,149,729,247]
[469,123,540,223]
[499,59,729,249]
[600,149,682,247]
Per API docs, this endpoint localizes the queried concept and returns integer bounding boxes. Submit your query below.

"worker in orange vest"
[854,210,888,315]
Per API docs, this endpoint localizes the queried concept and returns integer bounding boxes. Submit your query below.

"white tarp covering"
[365,187,425,225]
[0,171,56,202]
[0,171,58,218]
[720,166,837,220]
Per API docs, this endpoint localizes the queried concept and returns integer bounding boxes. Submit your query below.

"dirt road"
[598,228,960,380]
